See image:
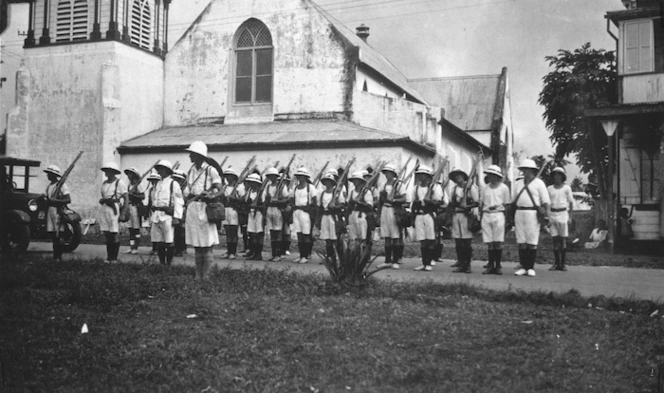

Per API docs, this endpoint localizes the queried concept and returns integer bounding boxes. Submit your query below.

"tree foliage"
[538,43,616,197]
[570,177,584,192]
[530,154,571,186]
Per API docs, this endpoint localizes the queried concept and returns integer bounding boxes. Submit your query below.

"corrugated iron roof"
[118,120,435,155]
[310,1,428,105]
[409,75,501,132]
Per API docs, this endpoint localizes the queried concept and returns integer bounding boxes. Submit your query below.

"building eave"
[585,102,664,118]
[438,118,492,155]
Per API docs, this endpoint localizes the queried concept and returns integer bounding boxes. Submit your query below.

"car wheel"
[59,222,82,253]
[0,223,31,252]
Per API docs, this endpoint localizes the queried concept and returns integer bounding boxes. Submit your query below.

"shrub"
[318,241,389,284]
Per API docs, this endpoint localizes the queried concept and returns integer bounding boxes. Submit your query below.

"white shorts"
[151,219,174,243]
[549,211,569,237]
[414,213,435,241]
[380,206,400,238]
[128,204,141,229]
[292,208,311,235]
[348,211,367,240]
[247,210,264,233]
[185,201,219,247]
[223,206,239,226]
[98,203,120,233]
[481,212,505,243]
[46,206,62,233]
[515,210,540,245]
[265,206,283,231]
[452,212,473,239]
[319,214,337,240]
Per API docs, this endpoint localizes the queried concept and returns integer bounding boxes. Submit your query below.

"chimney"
[356,24,370,42]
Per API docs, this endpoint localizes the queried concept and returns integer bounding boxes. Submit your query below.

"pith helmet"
[349,170,367,181]
[265,167,279,177]
[245,173,262,185]
[415,165,433,176]
[223,167,238,177]
[147,172,161,181]
[518,159,538,171]
[186,141,208,158]
[172,169,186,180]
[449,167,469,181]
[551,166,567,181]
[101,162,121,174]
[154,160,174,173]
[43,165,62,177]
[124,167,140,178]
[321,173,337,184]
[382,163,398,175]
[483,165,503,179]
[294,167,311,179]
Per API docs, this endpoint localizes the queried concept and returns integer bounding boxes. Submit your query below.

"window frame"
[232,20,274,106]
[129,0,152,50]
[54,0,89,43]
[620,19,654,75]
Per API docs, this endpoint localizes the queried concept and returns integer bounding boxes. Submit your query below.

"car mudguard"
[1,209,31,225]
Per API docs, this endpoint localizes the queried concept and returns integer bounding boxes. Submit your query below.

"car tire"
[59,222,82,253]
[0,223,31,252]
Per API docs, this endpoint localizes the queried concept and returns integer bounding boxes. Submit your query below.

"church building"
[5,0,514,216]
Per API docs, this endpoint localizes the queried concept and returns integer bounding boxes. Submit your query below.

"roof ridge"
[409,74,501,82]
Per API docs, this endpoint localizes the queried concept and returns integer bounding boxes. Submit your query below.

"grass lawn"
[3,257,662,392]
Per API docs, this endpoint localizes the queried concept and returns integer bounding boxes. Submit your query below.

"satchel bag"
[60,208,82,224]
[395,206,413,228]
[206,200,225,224]
[467,212,482,233]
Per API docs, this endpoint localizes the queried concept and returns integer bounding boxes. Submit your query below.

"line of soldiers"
[42,141,574,280]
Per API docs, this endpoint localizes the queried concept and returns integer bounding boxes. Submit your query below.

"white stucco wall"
[163,0,349,126]
[356,67,401,99]
[6,41,164,216]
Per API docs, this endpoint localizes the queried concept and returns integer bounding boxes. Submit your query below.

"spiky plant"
[318,240,389,284]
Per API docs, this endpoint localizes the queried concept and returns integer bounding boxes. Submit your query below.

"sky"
[1,0,622,179]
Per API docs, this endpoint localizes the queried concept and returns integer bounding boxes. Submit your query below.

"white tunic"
[99,179,127,233]
[45,182,70,232]
[185,164,221,248]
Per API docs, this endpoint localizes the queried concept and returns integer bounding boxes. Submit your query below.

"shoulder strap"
[169,179,174,208]
[523,181,539,208]
[113,179,119,198]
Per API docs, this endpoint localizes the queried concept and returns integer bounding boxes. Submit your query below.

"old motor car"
[0,156,82,253]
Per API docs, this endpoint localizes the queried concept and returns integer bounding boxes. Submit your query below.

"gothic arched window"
[55,0,89,42]
[234,19,273,104]
[130,0,151,50]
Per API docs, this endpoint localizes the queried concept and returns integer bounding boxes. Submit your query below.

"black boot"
[559,249,567,271]
[453,248,468,273]
[395,245,404,264]
[113,242,121,262]
[550,250,560,271]
[245,234,255,259]
[482,250,494,274]
[493,249,503,275]
[518,249,527,271]
[166,246,174,265]
[384,244,393,265]
[253,235,263,260]
[451,244,461,268]
[433,243,443,262]
[157,245,166,265]
[53,240,62,261]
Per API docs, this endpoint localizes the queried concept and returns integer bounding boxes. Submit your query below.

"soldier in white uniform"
[263,167,289,261]
[98,162,128,264]
[479,165,511,275]
[376,163,407,269]
[547,167,574,271]
[290,167,317,264]
[146,172,161,255]
[347,171,374,247]
[513,159,551,277]
[184,141,222,280]
[123,167,145,255]
[244,173,265,261]
[220,167,244,260]
[150,160,183,266]
[172,169,188,257]
[448,168,479,273]
[317,173,346,264]
[43,165,71,261]
[411,165,445,271]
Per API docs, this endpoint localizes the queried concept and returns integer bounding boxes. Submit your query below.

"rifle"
[313,161,330,188]
[461,152,482,207]
[331,158,355,206]
[275,154,297,198]
[425,157,448,200]
[356,161,385,201]
[54,151,84,196]
[388,156,414,200]
[402,159,420,189]
[172,161,180,171]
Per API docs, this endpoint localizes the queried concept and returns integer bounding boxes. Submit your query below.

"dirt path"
[20,242,664,302]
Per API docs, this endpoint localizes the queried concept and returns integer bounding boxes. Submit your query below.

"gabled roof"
[118,120,435,156]
[310,1,428,105]
[408,74,502,132]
